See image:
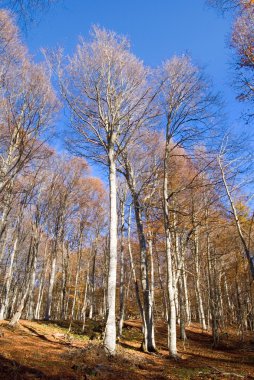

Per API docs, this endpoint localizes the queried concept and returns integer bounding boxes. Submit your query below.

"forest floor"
[0,319,254,380]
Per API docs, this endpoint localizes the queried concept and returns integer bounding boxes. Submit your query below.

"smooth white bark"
[104,152,117,355]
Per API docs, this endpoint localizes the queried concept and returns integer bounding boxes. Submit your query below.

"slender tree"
[158,55,218,357]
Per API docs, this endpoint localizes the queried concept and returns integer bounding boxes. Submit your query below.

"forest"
[0,0,254,379]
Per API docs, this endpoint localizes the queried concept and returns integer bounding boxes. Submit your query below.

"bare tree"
[58,26,153,355]
[158,55,218,357]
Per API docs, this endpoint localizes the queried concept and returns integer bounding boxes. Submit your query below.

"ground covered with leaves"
[0,319,254,380]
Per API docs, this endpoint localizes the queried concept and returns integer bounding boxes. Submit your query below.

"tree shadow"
[22,324,74,347]
[0,354,76,380]
[118,340,143,352]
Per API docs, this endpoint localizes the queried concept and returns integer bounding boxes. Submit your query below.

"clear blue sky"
[22,0,248,160]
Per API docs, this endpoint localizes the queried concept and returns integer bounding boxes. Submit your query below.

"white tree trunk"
[0,236,18,319]
[163,145,177,358]
[165,230,177,357]
[9,237,38,326]
[104,152,117,355]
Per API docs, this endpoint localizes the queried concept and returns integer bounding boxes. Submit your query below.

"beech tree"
[58,26,153,355]
[158,55,218,357]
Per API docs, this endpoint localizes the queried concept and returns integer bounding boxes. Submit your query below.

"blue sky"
[22,0,248,169]
[27,0,232,77]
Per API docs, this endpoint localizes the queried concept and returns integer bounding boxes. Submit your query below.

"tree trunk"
[179,273,187,341]
[194,228,207,331]
[60,241,69,320]
[104,151,117,355]
[69,236,83,328]
[155,247,168,321]
[182,254,191,326]
[127,205,144,322]
[89,242,97,320]
[45,248,57,320]
[118,197,126,338]
[0,236,18,319]
[163,143,178,358]
[9,234,38,326]
[82,262,90,332]
[147,229,156,348]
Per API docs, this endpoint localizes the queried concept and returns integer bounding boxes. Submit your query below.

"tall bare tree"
[58,26,153,355]
[158,55,218,357]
